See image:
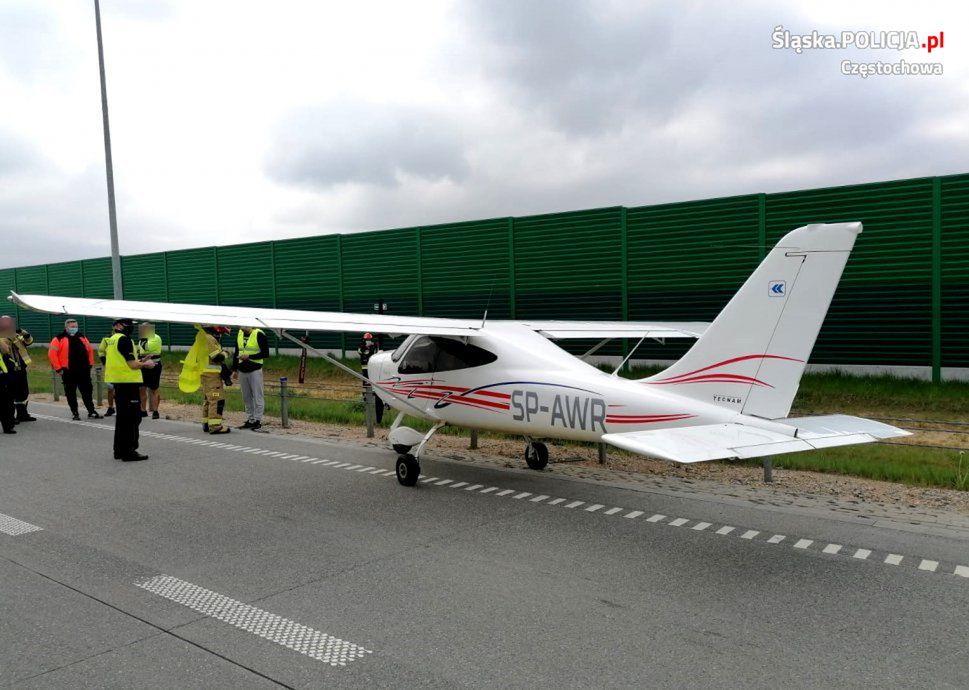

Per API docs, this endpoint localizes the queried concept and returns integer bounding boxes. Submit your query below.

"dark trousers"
[113,383,142,458]
[9,369,29,417]
[62,368,96,415]
[0,378,14,432]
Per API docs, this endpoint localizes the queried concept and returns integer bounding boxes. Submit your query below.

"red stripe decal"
[654,354,803,383]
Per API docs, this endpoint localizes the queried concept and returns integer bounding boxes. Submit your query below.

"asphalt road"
[1,401,968,689]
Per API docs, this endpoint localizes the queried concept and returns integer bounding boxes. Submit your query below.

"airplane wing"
[8,293,707,339]
[601,414,909,463]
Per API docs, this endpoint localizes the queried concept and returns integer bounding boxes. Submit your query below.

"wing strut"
[273,327,441,421]
[611,333,649,375]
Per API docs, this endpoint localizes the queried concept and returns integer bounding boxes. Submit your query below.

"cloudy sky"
[0,0,965,268]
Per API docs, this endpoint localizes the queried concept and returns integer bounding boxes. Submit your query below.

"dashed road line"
[135,575,372,667]
[35,413,969,584]
[0,511,42,536]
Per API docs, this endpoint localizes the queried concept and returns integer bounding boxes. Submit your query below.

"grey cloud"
[266,106,470,188]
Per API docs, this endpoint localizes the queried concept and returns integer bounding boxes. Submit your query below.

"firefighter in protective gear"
[0,338,15,434]
[200,325,232,434]
[0,315,35,423]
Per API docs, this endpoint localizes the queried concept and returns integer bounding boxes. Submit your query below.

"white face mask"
[67,327,79,336]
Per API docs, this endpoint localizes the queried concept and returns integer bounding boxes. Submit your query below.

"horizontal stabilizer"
[602,414,909,464]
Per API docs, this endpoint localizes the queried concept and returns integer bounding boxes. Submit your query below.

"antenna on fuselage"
[480,275,497,330]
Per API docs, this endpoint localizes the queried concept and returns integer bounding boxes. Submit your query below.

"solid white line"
[465,484,484,491]
[585,504,604,512]
[547,498,565,505]
[604,507,623,515]
[513,492,532,500]
[564,501,584,509]
[436,479,454,486]
[531,495,551,503]
[793,539,813,550]
[767,534,785,544]
[853,549,871,560]
[0,511,42,536]
[823,544,843,555]
[624,510,644,519]
[884,553,903,565]
[715,526,735,535]
[135,575,372,667]
[918,559,939,572]
[741,530,760,540]
[646,514,666,523]
[955,565,969,578]
[692,522,711,531]
[496,489,515,497]
[450,482,468,489]
[480,487,499,494]
[668,518,689,527]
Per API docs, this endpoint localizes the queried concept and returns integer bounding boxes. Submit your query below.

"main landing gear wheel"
[525,441,549,470]
[396,453,420,486]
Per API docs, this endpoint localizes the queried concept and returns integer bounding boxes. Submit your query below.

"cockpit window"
[397,336,497,375]
[391,335,417,363]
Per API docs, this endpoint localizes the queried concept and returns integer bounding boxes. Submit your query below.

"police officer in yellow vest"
[233,326,268,431]
[104,318,157,461]
[201,326,232,434]
[0,338,15,434]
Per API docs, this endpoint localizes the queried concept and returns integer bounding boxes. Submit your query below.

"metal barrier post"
[763,456,773,483]
[598,443,607,464]
[470,429,478,449]
[364,386,375,438]
[52,370,60,401]
[279,377,290,428]
[95,366,103,406]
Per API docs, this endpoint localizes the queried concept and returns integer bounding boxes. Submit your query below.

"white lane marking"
[332,463,350,469]
[450,482,468,489]
[884,553,903,565]
[263,452,284,457]
[604,507,623,515]
[435,479,454,486]
[353,465,371,471]
[479,487,499,494]
[716,526,735,536]
[0,512,42,536]
[823,544,843,555]
[496,489,515,497]
[741,530,760,540]
[367,467,384,473]
[668,518,689,527]
[564,501,585,509]
[513,492,532,500]
[919,559,939,572]
[531,495,550,503]
[343,464,362,471]
[767,534,785,544]
[547,498,566,505]
[465,484,484,491]
[692,522,711,531]
[420,477,438,484]
[135,575,371,667]
[646,514,666,523]
[853,549,871,560]
[955,566,969,578]
[585,504,604,512]
[624,510,644,519]
[381,470,397,476]
[793,539,813,550]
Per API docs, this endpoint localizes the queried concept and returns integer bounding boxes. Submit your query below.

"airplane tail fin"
[642,222,861,419]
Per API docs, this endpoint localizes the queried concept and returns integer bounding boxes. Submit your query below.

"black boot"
[105,407,115,417]
[15,404,36,422]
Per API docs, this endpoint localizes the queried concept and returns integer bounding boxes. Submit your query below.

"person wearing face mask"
[48,318,100,421]
[104,318,157,461]
[0,315,35,423]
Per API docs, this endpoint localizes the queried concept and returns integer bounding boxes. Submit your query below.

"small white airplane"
[10,221,908,486]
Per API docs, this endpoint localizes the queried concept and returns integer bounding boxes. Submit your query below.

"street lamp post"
[94,0,123,299]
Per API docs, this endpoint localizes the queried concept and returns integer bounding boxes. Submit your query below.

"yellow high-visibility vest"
[237,329,265,365]
[104,333,143,384]
[141,333,163,357]
[0,354,7,374]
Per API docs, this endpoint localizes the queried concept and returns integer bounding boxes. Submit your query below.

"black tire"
[525,441,549,470]
[396,454,420,486]
[393,444,413,455]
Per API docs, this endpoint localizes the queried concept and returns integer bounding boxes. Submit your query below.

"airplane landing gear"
[525,441,549,470]
[396,453,420,486]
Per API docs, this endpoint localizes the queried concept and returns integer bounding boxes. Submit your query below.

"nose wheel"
[525,441,549,470]
[396,453,420,486]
